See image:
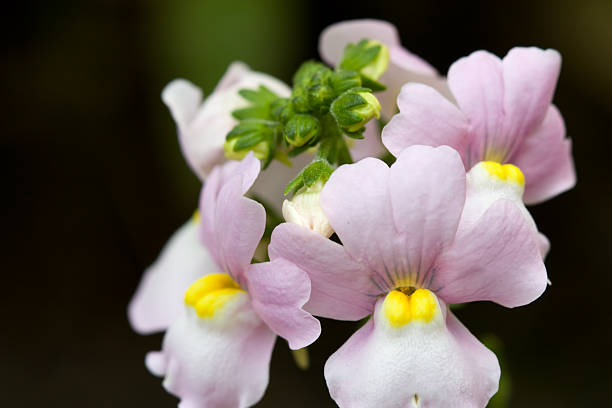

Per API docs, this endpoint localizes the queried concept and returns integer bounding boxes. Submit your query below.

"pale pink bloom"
[269,145,547,407]
[382,47,576,204]
[145,154,320,407]
[319,19,449,121]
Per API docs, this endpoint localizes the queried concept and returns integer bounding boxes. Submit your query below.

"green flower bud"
[223,138,269,161]
[330,88,382,133]
[339,39,390,81]
[284,114,321,147]
[359,40,390,80]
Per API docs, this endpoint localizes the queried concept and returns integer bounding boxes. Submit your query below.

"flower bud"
[359,40,390,80]
[282,180,333,238]
[339,39,390,81]
[330,88,382,133]
[330,70,362,94]
[283,114,321,147]
[223,138,269,161]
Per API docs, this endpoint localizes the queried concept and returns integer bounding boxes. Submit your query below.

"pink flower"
[382,47,576,204]
[145,154,320,407]
[319,19,448,121]
[269,145,547,407]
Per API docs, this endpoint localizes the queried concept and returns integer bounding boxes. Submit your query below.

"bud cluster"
[224,39,389,170]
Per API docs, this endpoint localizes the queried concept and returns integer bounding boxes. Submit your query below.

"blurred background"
[3,0,611,406]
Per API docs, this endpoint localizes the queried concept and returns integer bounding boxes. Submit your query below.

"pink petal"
[199,154,265,285]
[511,105,576,204]
[149,299,276,408]
[269,223,378,321]
[501,47,561,155]
[319,19,400,66]
[381,83,469,160]
[128,220,215,334]
[447,50,505,166]
[245,258,321,349]
[435,199,548,307]
[320,157,401,288]
[324,298,499,408]
[161,79,203,131]
[388,145,467,286]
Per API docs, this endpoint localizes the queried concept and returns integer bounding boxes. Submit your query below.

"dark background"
[3,0,611,406]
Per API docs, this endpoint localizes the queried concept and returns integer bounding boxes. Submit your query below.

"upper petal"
[161,79,203,131]
[269,223,377,321]
[199,154,265,285]
[447,50,505,165]
[434,199,548,307]
[501,47,561,154]
[245,258,321,349]
[511,105,576,204]
[128,219,216,334]
[381,83,469,160]
[388,145,467,286]
[148,297,276,408]
[324,294,499,408]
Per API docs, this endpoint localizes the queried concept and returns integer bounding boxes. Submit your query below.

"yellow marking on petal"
[482,161,525,186]
[382,289,438,328]
[383,290,412,328]
[184,274,244,318]
[195,287,243,317]
[410,289,437,322]
[192,210,200,224]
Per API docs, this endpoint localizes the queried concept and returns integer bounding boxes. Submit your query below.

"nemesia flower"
[382,47,576,205]
[269,145,547,407]
[146,153,320,407]
[319,19,448,121]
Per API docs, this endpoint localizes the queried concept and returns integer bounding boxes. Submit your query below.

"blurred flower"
[269,145,547,407]
[146,153,320,407]
[382,47,576,204]
[319,19,448,120]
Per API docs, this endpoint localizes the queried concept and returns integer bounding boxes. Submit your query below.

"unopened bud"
[282,180,333,238]
[330,89,381,133]
[283,114,321,147]
[359,40,390,80]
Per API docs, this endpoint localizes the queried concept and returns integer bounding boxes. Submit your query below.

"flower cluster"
[129,19,575,408]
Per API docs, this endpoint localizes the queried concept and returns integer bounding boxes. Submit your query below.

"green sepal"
[339,39,381,72]
[344,128,365,140]
[284,159,334,196]
[330,70,362,94]
[238,85,279,106]
[360,75,387,92]
[232,105,271,121]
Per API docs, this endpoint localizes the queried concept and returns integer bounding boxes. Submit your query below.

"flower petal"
[381,83,469,159]
[199,154,265,286]
[501,47,561,153]
[435,199,548,307]
[512,105,576,204]
[128,219,215,334]
[387,145,466,286]
[269,223,377,321]
[161,79,203,131]
[324,295,499,408]
[320,157,400,288]
[148,298,276,408]
[245,258,321,349]
[447,50,505,165]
